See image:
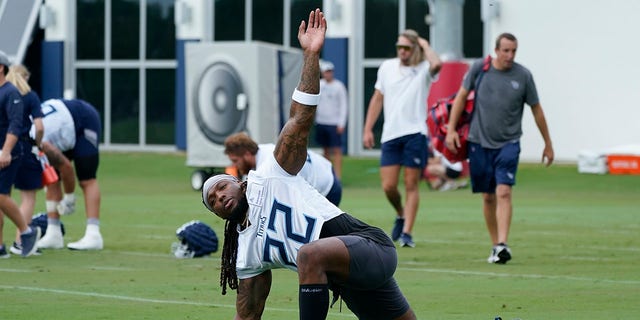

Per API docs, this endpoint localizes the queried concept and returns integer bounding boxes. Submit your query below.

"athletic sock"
[299,284,329,320]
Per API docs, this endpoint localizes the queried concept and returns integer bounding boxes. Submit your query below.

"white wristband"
[292,88,320,106]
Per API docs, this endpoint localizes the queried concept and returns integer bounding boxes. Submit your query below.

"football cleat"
[20,227,42,257]
[37,224,65,249]
[67,225,103,250]
[391,218,405,241]
[399,233,415,248]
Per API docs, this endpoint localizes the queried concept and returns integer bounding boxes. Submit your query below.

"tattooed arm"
[234,271,272,320]
[274,9,326,175]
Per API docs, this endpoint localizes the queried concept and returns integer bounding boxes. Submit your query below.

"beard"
[229,194,249,223]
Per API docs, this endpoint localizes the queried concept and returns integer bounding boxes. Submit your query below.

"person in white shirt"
[224,132,342,205]
[314,60,347,180]
[362,29,442,248]
[201,10,416,320]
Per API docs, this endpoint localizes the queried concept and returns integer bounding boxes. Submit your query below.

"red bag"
[427,93,475,162]
[427,56,491,162]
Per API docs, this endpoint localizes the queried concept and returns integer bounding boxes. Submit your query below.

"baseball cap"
[320,60,334,72]
[0,51,11,68]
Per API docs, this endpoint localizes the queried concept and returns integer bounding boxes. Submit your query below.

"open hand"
[297,9,326,54]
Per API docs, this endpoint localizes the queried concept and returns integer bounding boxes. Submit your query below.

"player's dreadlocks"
[220,218,239,295]
[219,180,248,295]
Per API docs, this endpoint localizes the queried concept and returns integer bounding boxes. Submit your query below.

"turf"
[1,152,638,319]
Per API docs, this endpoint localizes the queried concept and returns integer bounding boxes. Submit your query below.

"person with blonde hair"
[0,51,41,257]
[11,64,31,82]
[1,65,45,255]
[362,29,442,247]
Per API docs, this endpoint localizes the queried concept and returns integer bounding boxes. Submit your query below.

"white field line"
[112,250,640,284]
[419,239,640,252]
[397,266,640,285]
[0,284,355,318]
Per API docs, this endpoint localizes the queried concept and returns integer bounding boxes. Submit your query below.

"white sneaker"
[37,225,64,249]
[67,225,103,250]
[487,243,512,264]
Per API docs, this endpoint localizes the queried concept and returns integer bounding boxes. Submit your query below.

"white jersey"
[236,154,344,279]
[374,58,432,143]
[256,143,335,196]
[30,99,76,151]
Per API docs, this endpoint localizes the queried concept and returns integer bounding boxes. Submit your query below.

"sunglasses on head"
[396,44,412,51]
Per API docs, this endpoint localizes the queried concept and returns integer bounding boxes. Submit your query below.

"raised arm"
[419,37,442,76]
[274,9,326,175]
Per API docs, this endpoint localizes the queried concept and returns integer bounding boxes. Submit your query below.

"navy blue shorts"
[0,155,22,194]
[0,141,29,194]
[334,235,410,319]
[63,153,99,181]
[380,133,428,168]
[14,152,43,190]
[468,141,521,193]
[315,124,342,148]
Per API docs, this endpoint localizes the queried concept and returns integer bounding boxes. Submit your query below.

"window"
[111,69,140,143]
[363,67,383,149]
[76,69,105,143]
[289,0,323,48]
[77,0,105,60]
[252,0,283,44]
[214,0,245,41]
[463,0,483,58]
[406,0,429,38]
[147,0,176,59]
[146,69,175,144]
[112,0,140,60]
[364,0,398,59]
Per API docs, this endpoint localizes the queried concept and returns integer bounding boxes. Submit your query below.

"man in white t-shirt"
[224,132,342,206]
[362,29,441,248]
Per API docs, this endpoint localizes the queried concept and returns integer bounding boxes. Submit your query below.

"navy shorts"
[380,133,428,168]
[0,140,29,194]
[333,235,410,319]
[315,124,342,148]
[468,141,521,193]
[14,152,43,190]
[63,153,99,181]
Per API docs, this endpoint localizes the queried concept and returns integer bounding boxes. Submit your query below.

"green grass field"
[1,152,639,319]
